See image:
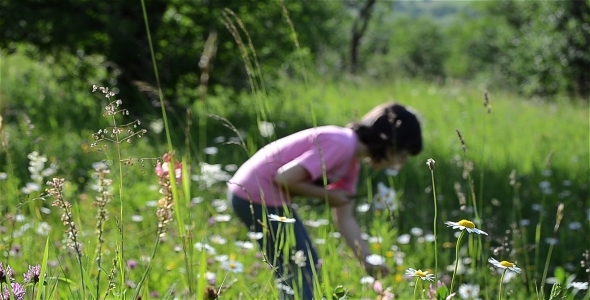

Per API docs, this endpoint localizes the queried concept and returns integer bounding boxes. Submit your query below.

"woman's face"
[369,149,409,171]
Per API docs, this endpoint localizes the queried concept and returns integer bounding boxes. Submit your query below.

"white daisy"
[276,282,295,295]
[212,214,232,222]
[458,283,480,299]
[194,242,216,255]
[445,220,488,235]
[397,234,411,245]
[410,227,424,236]
[211,199,228,212]
[405,268,435,282]
[567,281,589,290]
[191,197,203,205]
[247,232,264,240]
[235,241,254,250]
[488,258,521,273]
[198,271,217,285]
[221,260,244,273]
[258,121,275,138]
[314,238,326,245]
[356,203,371,213]
[373,182,396,211]
[329,232,341,238]
[214,255,228,262]
[303,218,329,227]
[385,168,398,176]
[365,254,386,266]
[204,146,218,155]
[213,136,226,143]
[360,276,375,285]
[291,250,307,267]
[209,235,227,245]
[368,236,383,244]
[268,214,296,223]
[36,222,52,236]
[146,200,158,207]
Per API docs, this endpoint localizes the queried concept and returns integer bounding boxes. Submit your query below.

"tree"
[447,1,590,99]
[348,0,377,75]
[0,0,341,113]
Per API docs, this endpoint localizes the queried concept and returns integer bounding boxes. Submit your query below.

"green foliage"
[0,0,343,111]
[389,16,449,79]
[1,75,588,299]
[362,15,449,80]
[1,1,589,298]
[446,1,590,98]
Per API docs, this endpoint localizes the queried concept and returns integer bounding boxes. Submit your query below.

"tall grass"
[0,8,589,300]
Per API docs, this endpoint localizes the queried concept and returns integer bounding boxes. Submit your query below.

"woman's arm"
[332,201,391,277]
[331,201,372,260]
[275,163,352,207]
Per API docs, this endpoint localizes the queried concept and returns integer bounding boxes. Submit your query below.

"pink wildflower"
[373,280,394,300]
[155,153,182,183]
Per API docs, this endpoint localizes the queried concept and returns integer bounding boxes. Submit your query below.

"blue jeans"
[230,194,320,300]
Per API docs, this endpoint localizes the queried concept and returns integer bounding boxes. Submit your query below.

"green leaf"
[332,285,347,299]
[81,266,97,300]
[554,266,566,283]
[196,238,209,300]
[36,236,50,300]
[437,285,449,300]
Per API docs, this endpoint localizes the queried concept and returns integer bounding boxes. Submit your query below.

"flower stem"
[412,277,420,300]
[450,230,465,293]
[430,169,438,281]
[499,269,507,300]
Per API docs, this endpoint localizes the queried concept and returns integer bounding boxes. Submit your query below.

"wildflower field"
[1,44,590,300]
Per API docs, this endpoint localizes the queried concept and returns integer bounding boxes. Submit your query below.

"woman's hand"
[327,189,354,207]
[364,262,391,278]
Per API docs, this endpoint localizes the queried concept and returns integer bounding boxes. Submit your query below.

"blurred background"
[0,0,589,297]
[1,0,588,114]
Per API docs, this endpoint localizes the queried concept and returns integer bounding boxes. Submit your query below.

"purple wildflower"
[0,263,14,283]
[125,279,136,289]
[23,264,41,284]
[150,290,160,298]
[1,282,26,300]
[126,259,138,270]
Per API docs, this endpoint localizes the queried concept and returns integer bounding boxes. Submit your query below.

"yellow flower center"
[458,219,476,228]
[415,270,428,277]
[500,261,514,268]
[279,216,287,221]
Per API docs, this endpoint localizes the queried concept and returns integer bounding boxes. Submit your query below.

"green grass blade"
[36,235,50,300]
[196,239,209,300]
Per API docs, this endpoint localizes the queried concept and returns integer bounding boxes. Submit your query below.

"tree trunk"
[350,0,377,74]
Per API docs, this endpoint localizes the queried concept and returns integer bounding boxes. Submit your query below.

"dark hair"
[348,102,423,162]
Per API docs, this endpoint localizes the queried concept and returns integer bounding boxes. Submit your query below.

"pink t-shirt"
[227,126,360,207]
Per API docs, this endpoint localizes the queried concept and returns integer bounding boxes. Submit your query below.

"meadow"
[1,45,590,300]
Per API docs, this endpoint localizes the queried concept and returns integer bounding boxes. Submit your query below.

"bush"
[366,16,449,80]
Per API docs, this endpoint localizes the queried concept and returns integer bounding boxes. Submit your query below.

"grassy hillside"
[0,49,589,299]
